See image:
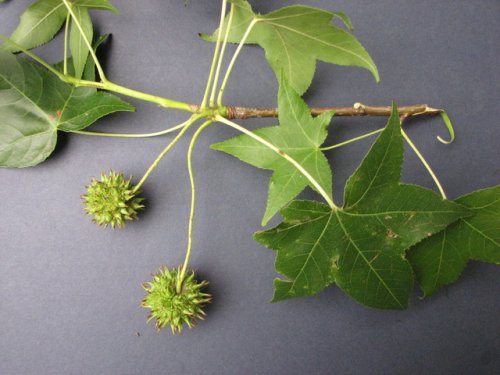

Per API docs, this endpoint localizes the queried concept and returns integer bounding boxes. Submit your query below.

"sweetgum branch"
[63,72,444,121]
[220,103,442,120]
[69,78,442,122]
[3,33,443,127]
[0,36,439,123]
[65,74,445,124]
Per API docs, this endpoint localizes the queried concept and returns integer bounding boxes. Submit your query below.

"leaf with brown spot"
[254,104,469,309]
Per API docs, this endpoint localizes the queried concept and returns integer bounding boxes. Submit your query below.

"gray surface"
[1,1,499,374]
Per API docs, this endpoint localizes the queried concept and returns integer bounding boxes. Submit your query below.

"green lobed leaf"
[254,104,470,309]
[408,186,500,297]
[0,51,134,168]
[212,75,333,225]
[0,0,117,53]
[69,5,93,79]
[202,1,378,94]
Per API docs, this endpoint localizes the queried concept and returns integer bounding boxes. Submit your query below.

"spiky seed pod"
[141,266,211,334]
[82,171,144,228]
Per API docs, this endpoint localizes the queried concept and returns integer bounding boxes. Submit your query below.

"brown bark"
[224,103,441,120]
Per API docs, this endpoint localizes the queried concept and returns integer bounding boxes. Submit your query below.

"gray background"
[1,1,499,374]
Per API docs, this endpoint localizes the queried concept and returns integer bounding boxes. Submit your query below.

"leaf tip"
[252,230,265,245]
[209,142,222,151]
[271,279,291,303]
[198,33,213,42]
[436,110,455,144]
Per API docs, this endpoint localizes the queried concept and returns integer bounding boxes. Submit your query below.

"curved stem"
[209,3,235,107]
[216,115,337,209]
[61,0,107,81]
[401,128,447,199]
[201,0,228,109]
[217,18,258,107]
[437,110,455,144]
[133,115,202,192]
[63,13,71,75]
[321,128,384,151]
[69,122,188,138]
[176,120,214,293]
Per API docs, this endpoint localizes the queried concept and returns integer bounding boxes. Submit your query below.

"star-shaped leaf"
[408,186,500,297]
[254,104,470,309]
[212,76,334,225]
[0,51,134,168]
[202,0,378,94]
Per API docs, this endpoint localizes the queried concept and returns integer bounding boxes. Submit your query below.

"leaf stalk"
[176,120,214,293]
[217,18,259,106]
[201,0,228,109]
[210,3,235,107]
[63,13,70,75]
[401,128,447,199]
[133,115,203,192]
[321,128,384,151]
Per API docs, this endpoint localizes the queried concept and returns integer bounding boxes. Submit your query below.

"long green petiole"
[176,120,214,293]
[70,122,189,138]
[133,115,203,192]
[401,128,447,199]
[63,13,71,75]
[209,2,235,107]
[200,0,228,109]
[216,115,337,209]
[321,128,384,151]
[217,18,258,106]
